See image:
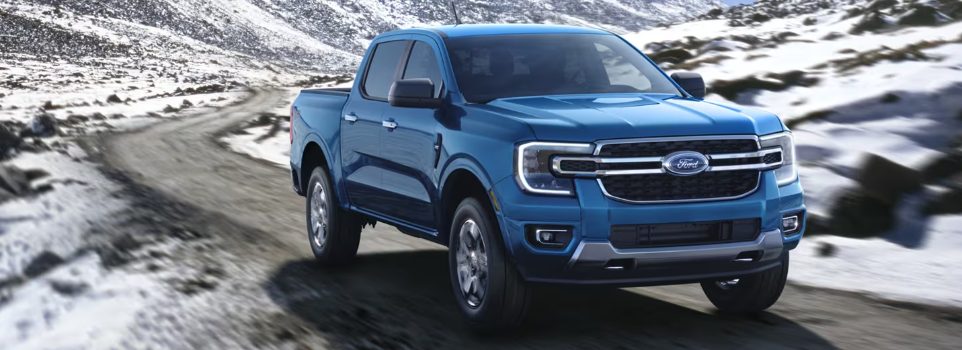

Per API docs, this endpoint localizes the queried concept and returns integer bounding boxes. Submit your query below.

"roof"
[386,24,612,39]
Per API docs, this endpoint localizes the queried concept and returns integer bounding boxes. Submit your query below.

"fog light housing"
[782,211,804,236]
[525,226,573,250]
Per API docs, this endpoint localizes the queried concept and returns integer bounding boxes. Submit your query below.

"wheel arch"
[438,156,506,247]
[300,132,347,208]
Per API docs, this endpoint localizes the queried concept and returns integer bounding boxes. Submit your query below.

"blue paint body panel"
[289,24,804,286]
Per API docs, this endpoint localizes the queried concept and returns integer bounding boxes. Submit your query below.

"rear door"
[379,37,446,229]
[341,38,409,212]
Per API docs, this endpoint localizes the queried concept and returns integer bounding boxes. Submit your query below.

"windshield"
[445,34,681,103]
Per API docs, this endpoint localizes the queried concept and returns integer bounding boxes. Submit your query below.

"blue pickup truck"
[289,24,805,329]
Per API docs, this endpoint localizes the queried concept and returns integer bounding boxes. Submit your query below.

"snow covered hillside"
[7,0,722,69]
[623,0,962,306]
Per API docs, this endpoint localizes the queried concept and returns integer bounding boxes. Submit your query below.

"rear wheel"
[305,166,360,265]
[700,252,789,313]
[448,197,531,331]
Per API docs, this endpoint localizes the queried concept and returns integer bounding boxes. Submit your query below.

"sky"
[721,0,755,5]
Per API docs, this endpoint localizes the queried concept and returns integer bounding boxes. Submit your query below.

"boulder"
[42,101,63,110]
[816,242,837,257]
[843,8,864,19]
[822,32,846,40]
[897,5,952,26]
[0,165,30,196]
[729,34,762,45]
[23,251,65,278]
[858,153,923,204]
[23,168,49,182]
[106,94,123,103]
[880,92,900,103]
[921,188,962,215]
[944,1,962,19]
[920,151,962,182]
[65,114,89,124]
[803,17,817,25]
[0,124,21,158]
[749,12,771,23]
[646,48,694,64]
[850,11,895,34]
[709,76,786,101]
[828,189,896,238]
[181,99,194,108]
[50,280,89,296]
[766,70,819,87]
[21,113,59,137]
[866,0,898,12]
[775,31,799,41]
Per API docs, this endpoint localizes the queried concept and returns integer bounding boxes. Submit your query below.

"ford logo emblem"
[663,151,710,176]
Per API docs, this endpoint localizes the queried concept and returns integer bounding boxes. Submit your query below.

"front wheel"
[448,197,531,331]
[700,251,789,313]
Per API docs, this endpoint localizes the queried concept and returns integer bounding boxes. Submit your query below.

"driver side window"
[403,41,444,98]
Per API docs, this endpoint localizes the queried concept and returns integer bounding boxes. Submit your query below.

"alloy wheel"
[456,219,488,308]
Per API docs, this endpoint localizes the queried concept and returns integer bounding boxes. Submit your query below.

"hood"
[486,94,785,142]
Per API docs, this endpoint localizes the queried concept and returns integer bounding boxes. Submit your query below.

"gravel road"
[101,89,962,349]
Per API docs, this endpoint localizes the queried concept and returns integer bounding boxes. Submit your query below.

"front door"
[341,39,408,213]
[379,38,446,229]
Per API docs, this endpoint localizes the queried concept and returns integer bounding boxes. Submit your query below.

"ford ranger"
[288,24,805,329]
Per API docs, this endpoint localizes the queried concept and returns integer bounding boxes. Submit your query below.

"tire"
[700,251,790,313]
[305,166,360,265]
[448,197,531,331]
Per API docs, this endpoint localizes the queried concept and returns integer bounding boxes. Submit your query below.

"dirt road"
[102,89,962,349]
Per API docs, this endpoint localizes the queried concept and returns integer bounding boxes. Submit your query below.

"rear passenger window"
[403,41,444,98]
[363,40,408,100]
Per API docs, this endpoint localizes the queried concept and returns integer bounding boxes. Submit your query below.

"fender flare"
[300,132,351,208]
[301,132,335,173]
[438,155,513,255]
[438,154,496,193]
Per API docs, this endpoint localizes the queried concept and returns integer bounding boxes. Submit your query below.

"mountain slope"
[8,0,723,70]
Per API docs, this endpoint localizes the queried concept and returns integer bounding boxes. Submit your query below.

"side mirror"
[671,72,706,99]
[389,78,442,109]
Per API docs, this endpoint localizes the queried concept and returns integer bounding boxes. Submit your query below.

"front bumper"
[491,170,805,286]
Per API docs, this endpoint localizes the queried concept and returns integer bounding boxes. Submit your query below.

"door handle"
[344,114,358,122]
[382,120,397,129]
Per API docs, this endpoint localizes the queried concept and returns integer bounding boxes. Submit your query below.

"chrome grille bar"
[553,147,782,176]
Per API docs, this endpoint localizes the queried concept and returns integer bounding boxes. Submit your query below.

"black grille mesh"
[559,160,597,172]
[599,139,758,157]
[610,219,760,248]
[762,152,782,164]
[601,170,760,202]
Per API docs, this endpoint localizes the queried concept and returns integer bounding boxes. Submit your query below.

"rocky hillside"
[2,0,723,71]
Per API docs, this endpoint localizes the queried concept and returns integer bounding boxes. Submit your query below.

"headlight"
[760,132,797,186]
[515,142,593,195]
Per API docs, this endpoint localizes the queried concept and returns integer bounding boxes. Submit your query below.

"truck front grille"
[598,139,758,158]
[600,170,760,202]
[610,218,761,248]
